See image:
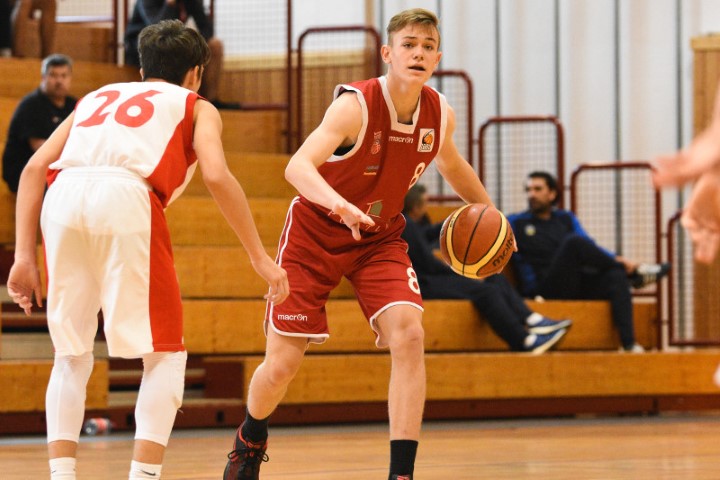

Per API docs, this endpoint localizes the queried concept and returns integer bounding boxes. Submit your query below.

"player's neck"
[385,75,422,124]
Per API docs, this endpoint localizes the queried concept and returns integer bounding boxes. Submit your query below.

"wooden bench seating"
[202,350,720,404]
[0,359,108,412]
[183,298,657,355]
[184,152,295,198]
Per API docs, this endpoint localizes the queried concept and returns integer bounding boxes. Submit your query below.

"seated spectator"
[507,171,670,352]
[402,184,572,354]
[11,0,57,58]
[2,53,76,193]
[124,0,240,109]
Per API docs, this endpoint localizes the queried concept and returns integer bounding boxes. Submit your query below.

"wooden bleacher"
[2,57,720,435]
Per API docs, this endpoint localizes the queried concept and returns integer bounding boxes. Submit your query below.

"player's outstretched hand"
[679,170,720,264]
[252,254,290,305]
[331,199,375,241]
[653,124,720,187]
[7,259,43,315]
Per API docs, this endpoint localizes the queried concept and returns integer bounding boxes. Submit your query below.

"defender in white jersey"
[7,20,288,480]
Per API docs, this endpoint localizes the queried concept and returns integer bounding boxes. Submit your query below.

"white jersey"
[50,81,199,207]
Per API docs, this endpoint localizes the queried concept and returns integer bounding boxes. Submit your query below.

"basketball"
[439,203,515,279]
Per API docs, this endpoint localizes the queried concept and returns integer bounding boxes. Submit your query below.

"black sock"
[240,408,270,444]
[389,439,418,479]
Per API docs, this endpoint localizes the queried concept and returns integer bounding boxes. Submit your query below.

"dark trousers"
[0,0,10,49]
[419,272,531,351]
[536,234,635,348]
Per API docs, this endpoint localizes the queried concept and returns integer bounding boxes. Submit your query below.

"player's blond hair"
[386,8,440,48]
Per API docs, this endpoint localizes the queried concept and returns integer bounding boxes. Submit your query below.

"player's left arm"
[435,106,495,207]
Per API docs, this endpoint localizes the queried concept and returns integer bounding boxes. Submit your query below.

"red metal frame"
[478,115,565,208]
[427,69,475,203]
[570,162,663,347]
[296,25,382,151]
[666,211,720,347]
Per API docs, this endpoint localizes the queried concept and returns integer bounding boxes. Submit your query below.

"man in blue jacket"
[507,171,669,352]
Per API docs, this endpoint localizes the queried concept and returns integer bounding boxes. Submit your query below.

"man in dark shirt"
[507,171,669,352]
[402,184,571,354]
[124,0,239,109]
[2,53,76,193]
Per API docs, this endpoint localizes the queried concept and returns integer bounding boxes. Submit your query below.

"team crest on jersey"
[418,129,435,152]
[371,131,382,155]
[525,224,536,236]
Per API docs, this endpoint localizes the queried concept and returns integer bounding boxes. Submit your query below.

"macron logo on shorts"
[277,313,309,322]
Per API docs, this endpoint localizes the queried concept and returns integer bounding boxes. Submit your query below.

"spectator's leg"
[538,234,620,299]
[201,37,223,102]
[35,0,56,57]
[421,274,528,351]
[485,274,534,320]
[0,0,12,56]
[584,268,636,349]
[11,0,33,57]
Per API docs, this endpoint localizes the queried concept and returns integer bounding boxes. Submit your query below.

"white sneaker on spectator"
[619,343,645,353]
[630,263,670,289]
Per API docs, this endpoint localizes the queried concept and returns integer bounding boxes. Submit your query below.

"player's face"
[525,177,557,214]
[41,65,72,102]
[383,24,441,84]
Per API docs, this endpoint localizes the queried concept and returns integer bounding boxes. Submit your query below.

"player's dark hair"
[138,19,210,86]
[41,54,73,76]
[528,171,560,205]
[403,184,427,214]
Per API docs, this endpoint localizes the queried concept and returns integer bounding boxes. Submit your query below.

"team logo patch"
[418,128,435,152]
[524,224,536,236]
[371,131,382,155]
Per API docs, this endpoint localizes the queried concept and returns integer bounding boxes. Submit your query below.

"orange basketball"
[439,203,515,279]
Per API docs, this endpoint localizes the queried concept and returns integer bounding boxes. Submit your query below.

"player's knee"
[141,351,187,409]
[388,321,425,353]
[262,357,301,388]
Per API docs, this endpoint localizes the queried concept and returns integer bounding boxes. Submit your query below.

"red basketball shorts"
[266,198,423,347]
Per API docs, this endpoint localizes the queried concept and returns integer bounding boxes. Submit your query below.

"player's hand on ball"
[252,255,290,305]
[332,199,375,241]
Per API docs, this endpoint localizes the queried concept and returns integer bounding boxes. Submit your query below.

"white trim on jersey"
[378,75,420,134]
[328,84,370,163]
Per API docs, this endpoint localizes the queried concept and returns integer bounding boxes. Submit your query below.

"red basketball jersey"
[308,75,448,233]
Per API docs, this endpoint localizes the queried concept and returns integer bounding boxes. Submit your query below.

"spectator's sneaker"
[525,329,568,354]
[528,316,573,335]
[224,429,268,480]
[619,343,645,353]
[629,262,670,289]
[391,476,413,480]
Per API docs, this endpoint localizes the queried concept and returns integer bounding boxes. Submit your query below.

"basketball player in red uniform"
[224,9,495,480]
[7,20,288,480]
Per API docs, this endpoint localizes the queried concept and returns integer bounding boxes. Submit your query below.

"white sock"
[526,312,544,326]
[129,460,162,479]
[49,457,76,479]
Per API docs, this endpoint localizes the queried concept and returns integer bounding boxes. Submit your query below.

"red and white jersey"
[49,81,199,207]
[306,75,448,233]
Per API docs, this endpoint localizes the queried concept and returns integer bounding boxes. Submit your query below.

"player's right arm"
[193,100,289,304]
[284,92,375,240]
[8,113,74,314]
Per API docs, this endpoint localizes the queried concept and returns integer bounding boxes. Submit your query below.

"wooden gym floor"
[2,414,720,479]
